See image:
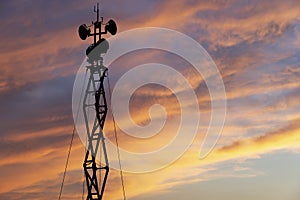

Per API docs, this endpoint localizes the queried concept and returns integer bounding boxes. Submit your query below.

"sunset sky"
[0,0,300,200]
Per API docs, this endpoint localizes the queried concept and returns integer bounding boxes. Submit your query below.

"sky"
[0,0,300,199]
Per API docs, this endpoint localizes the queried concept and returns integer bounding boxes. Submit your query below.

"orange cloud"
[1,1,300,200]
[116,118,300,199]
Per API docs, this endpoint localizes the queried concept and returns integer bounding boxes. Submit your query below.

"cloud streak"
[1,0,300,200]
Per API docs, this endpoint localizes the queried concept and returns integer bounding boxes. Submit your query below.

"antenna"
[78,3,117,62]
[95,3,99,22]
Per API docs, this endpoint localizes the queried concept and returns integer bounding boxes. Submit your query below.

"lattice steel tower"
[78,3,117,200]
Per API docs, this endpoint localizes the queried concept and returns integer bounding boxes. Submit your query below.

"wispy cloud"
[1,0,300,199]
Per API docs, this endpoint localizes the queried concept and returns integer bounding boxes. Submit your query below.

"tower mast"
[78,3,117,199]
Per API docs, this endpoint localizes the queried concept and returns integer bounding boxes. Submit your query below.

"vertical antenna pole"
[97,3,99,22]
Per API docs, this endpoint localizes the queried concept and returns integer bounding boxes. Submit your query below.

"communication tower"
[78,3,117,200]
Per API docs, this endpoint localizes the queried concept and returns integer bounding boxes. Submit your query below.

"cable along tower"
[78,3,117,200]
